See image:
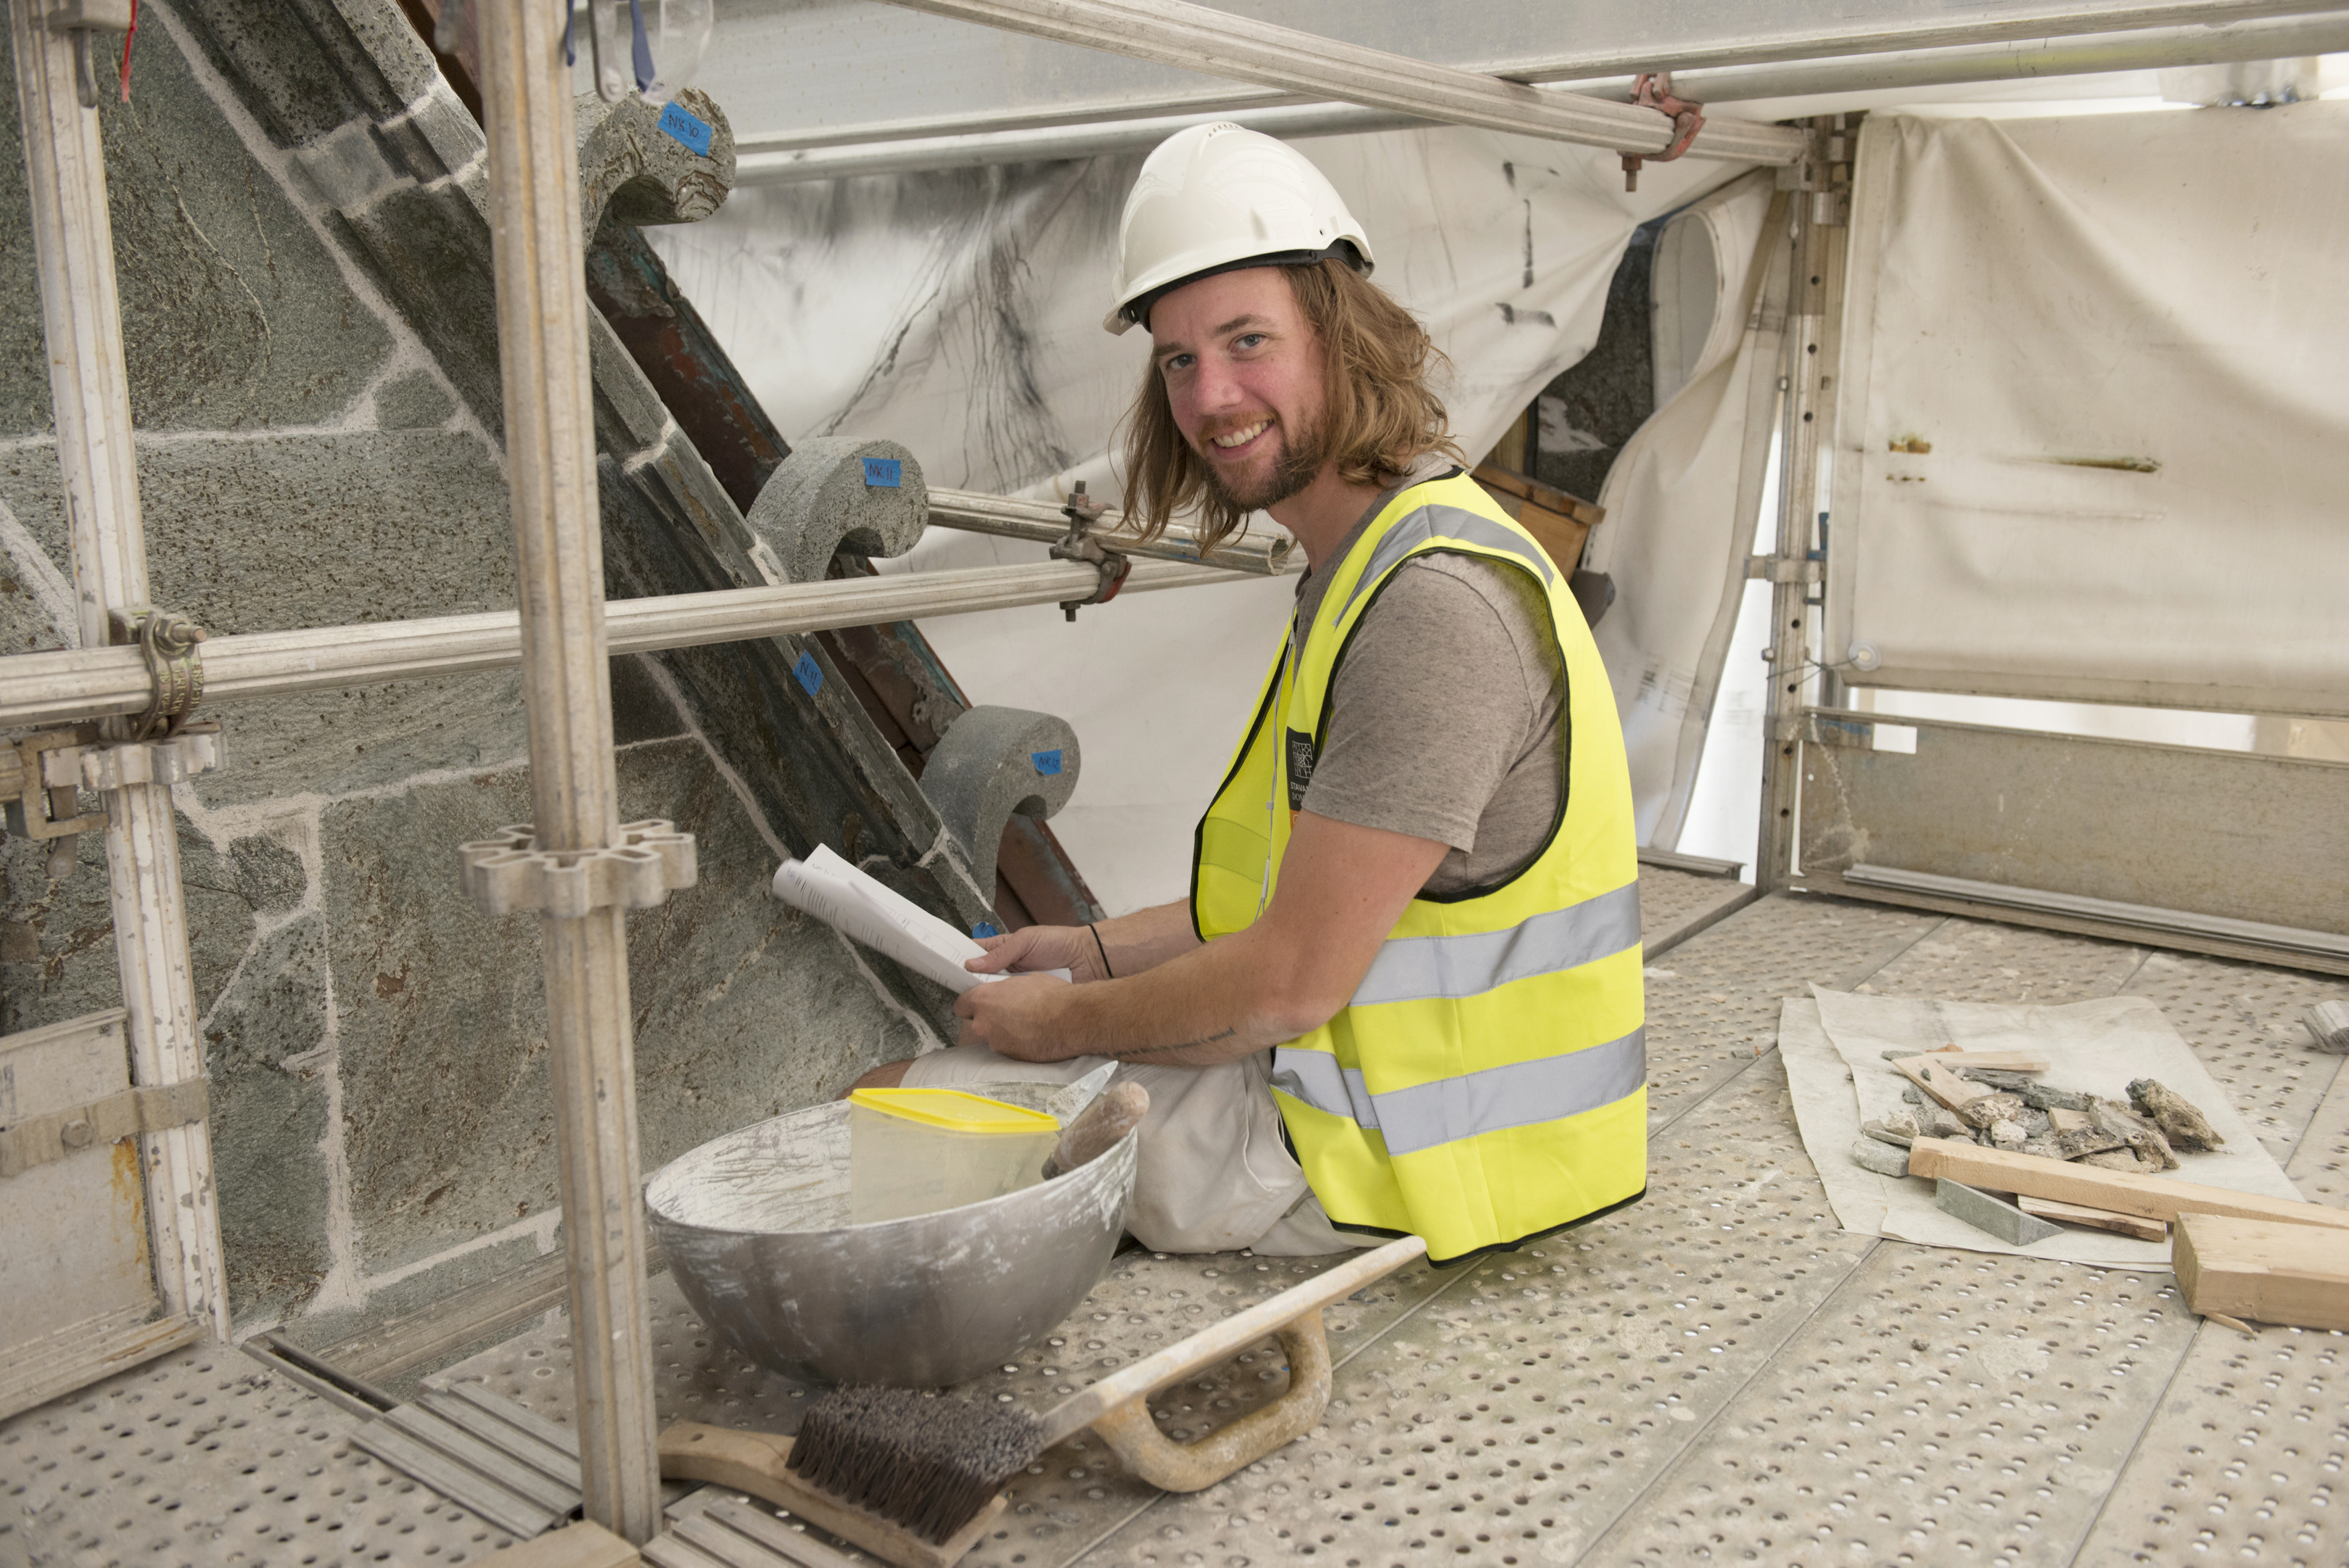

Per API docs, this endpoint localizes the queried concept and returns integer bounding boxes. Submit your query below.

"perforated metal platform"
[7,891,2345,1568]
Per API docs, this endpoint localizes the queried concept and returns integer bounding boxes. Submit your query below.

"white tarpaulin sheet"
[654,131,1742,912]
[1827,104,2349,718]
[1780,987,2303,1267]
[1583,171,1779,848]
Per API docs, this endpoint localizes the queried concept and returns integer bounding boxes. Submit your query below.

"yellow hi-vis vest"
[1190,469,1645,1265]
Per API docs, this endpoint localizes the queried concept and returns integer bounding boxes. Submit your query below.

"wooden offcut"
[1891,1055,1994,1110]
[1905,1138,2349,1231]
[1471,463,1603,573]
[2015,1194,2167,1242]
[1933,1050,2051,1072]
[2173,1214,2349,1332]
[474,1522,638,1568]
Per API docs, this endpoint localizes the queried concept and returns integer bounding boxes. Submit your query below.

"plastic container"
[847,1088,1060,1224]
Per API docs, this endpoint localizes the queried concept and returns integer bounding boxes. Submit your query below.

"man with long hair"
[857,125,1645,1265]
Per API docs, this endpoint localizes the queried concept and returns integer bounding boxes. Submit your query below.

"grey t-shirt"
[1291,471,1566,899]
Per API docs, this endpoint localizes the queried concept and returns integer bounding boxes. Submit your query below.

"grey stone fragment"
[918,706,1080,896]
[2021,1083,2094,1113]
[1901,1084,1925,1107]
[2127,1078,2224,1152]
[747,437,929,583]
[1935,1178,2064,1246]
[1861,1109,1919,1147]
[576,86,736,234]
[1956,1091,2028,1130]
[1919,1105,1972,1142]
[1958,1066,2039,1092]
[1851,1137,1913,1177]
[1988,1119,2028,1149]
[2020,1107,2053,1138]
[2054,1126,2128,1160]
[2089,1095,2181,1171]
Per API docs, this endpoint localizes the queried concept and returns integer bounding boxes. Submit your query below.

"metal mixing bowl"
[643,1097,1137,1388]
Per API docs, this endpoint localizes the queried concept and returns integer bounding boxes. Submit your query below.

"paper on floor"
[1780,988,2304,1266]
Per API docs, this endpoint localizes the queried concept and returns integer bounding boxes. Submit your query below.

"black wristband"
[1089,923,1113,979]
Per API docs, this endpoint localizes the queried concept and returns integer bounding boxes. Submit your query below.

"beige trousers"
[900,1045,1380,1257]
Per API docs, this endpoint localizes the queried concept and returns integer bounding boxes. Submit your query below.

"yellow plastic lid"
[848,1087,1060,1136]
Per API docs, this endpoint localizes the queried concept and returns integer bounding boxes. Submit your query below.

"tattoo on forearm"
[1119,1026,1237,1060]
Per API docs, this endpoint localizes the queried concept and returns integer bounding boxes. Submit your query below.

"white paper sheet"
[772,845,1068,994]
[1779,987,2305,1266]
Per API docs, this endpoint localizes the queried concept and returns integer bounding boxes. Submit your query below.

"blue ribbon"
[627,0,655,92]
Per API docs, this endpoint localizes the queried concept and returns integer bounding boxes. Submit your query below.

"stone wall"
[0,1,944,1340]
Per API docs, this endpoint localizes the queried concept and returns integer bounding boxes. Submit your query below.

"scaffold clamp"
[1050,480,1131,622]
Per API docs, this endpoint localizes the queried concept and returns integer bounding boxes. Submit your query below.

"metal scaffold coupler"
[1,722,225,878]
[456,819,699,920]
[1049,479,1132,622]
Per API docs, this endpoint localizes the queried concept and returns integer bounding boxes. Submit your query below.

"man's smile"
[1206,418,1272,453]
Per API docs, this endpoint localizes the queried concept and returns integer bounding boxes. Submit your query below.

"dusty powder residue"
[647,1102,853,1233]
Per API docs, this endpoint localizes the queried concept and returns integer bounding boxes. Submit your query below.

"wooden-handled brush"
[660,1232,1428,1568]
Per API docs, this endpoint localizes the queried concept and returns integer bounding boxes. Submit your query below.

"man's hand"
[954,972,1081,1060]
[968,925,1104,983]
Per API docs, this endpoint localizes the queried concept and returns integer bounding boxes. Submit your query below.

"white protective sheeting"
[1581,171,1780,848]
[653,129,1743,914]
[1781,989,2302,1266]
[1827,104,2349,718]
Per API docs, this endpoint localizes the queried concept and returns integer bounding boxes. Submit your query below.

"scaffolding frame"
[4,0,2336,1545]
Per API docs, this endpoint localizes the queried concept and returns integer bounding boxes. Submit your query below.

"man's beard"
[1198,412,1329,514]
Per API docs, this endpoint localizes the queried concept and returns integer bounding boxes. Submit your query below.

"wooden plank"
[1933,1051,2050,1072]
[2173,1213,2349,1332]
[1891,1056,1991,1110]
[474,1520,639,1568]
[2015,1194,2168,1242]
[1906,1138,2349,1231]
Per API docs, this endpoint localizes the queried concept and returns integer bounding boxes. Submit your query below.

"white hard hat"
[1104,122,1375,336]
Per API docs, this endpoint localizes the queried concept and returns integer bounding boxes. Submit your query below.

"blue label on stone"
[971,921,1001,938]
[1031,748,1063,775]
[860,456,902,488]
[794,651,823,696]
[658,101,714,157]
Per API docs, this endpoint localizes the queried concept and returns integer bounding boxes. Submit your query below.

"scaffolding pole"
[0,553,1275,730]
[474,2,659,1540]
[1756,123,1853,894]
[873,0,1809,164]
[9,0,228,1343]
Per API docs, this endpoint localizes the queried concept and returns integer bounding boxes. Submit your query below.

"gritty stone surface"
[0,18,395,436]
[230,831,308,918]
[326,738,931,1275]
[371,368,457,429]
[2128,1076,2224,1151]
[1849,1136,1910,1177]
[0,432,518,634]
[0,822,255,1036]
[203,915,335,1320]
[0,0,966,1357]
